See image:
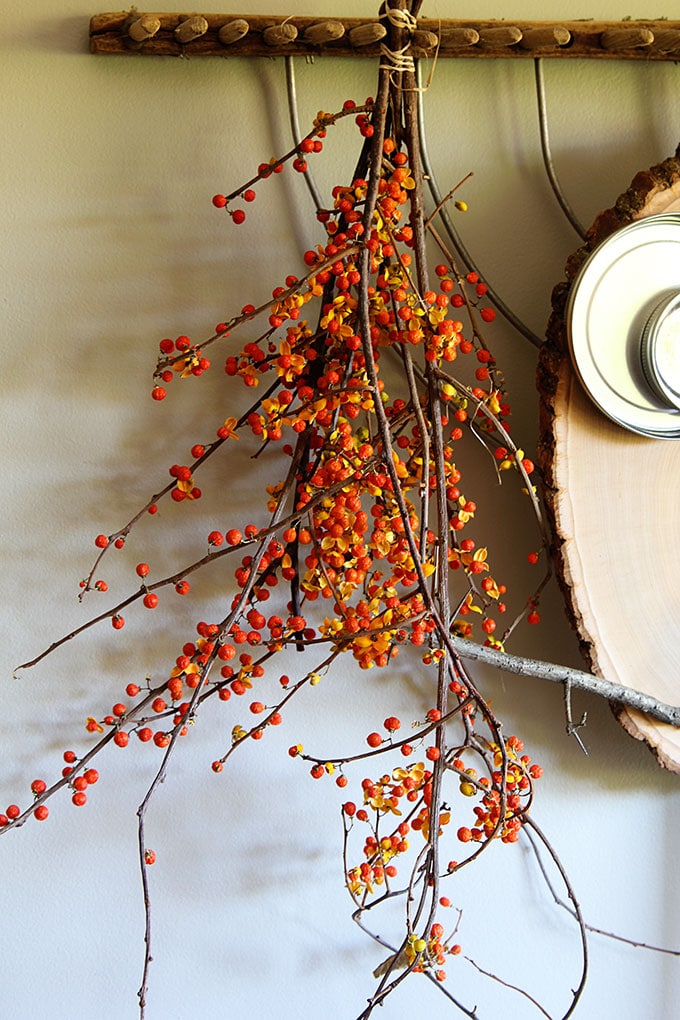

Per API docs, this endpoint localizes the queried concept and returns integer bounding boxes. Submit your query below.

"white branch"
[454,638,680,727]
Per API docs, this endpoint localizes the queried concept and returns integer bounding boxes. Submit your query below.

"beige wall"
[2,3,679,1017]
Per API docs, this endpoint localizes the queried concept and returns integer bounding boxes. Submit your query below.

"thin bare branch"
[453,638,680,728]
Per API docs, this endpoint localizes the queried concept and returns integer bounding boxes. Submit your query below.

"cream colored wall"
[2,2,680,1018]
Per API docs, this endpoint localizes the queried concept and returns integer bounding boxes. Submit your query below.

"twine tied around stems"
[380,4,417,74]
[379,5,441,90]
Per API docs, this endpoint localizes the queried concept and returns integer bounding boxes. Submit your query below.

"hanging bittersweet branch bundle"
[6,3,680,1019]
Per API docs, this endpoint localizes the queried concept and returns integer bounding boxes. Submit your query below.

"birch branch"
[453,638,680,727]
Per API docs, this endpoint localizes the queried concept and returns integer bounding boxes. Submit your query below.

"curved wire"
[415,61,544,349]
[284,56,325,214]
[535,58,587,240]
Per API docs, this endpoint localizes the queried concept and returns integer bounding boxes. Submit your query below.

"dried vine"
[3,3,680,1018]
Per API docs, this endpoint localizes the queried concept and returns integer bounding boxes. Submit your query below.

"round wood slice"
[538,153,680,771]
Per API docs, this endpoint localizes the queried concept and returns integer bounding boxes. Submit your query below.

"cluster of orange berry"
[6,100,542,896]
[455,735,543,845]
